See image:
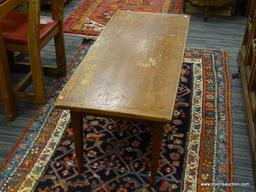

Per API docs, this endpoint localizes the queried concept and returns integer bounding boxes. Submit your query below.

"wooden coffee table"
[55,10,189,183]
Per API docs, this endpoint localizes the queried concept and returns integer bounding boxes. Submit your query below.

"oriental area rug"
[0,40,233,192]
[64,0,183,37]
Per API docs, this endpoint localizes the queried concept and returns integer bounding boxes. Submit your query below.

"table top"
[55,11,190,122]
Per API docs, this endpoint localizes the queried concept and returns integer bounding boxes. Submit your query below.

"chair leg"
[0,32,17,120]
[7,51,15,69]
[28,46,46,103]
[183,0,186,13]
[54,31,67,77]
[204,5,209,22]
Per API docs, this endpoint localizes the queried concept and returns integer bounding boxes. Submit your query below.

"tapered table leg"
[150,123,163,184]
[70,111,84,173]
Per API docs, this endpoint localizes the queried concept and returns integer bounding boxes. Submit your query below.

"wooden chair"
[0,0,66,104]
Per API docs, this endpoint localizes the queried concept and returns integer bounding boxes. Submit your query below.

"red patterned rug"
[64,0,184,37]
[0,40,233,192]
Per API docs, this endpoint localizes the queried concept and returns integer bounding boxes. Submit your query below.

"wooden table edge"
[54,103,172,123]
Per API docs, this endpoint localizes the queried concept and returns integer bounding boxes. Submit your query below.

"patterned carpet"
[0,40,233,192]
[63,0,183,37]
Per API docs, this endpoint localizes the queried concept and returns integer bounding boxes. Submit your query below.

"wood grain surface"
[0,0,6,4]
[55,11,190,122]
[0,0,26,19]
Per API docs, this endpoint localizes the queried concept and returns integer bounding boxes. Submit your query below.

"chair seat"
[0,12,58,45]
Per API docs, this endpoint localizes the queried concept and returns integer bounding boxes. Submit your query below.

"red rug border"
[0,43,87,171]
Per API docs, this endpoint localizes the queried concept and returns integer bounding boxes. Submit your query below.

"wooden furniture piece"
[0,0,66,104]
[0,0,27,120]
[184,0,232,21]
[238,0,256,185]
[55,11,190,183]
[0,25,16,120]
